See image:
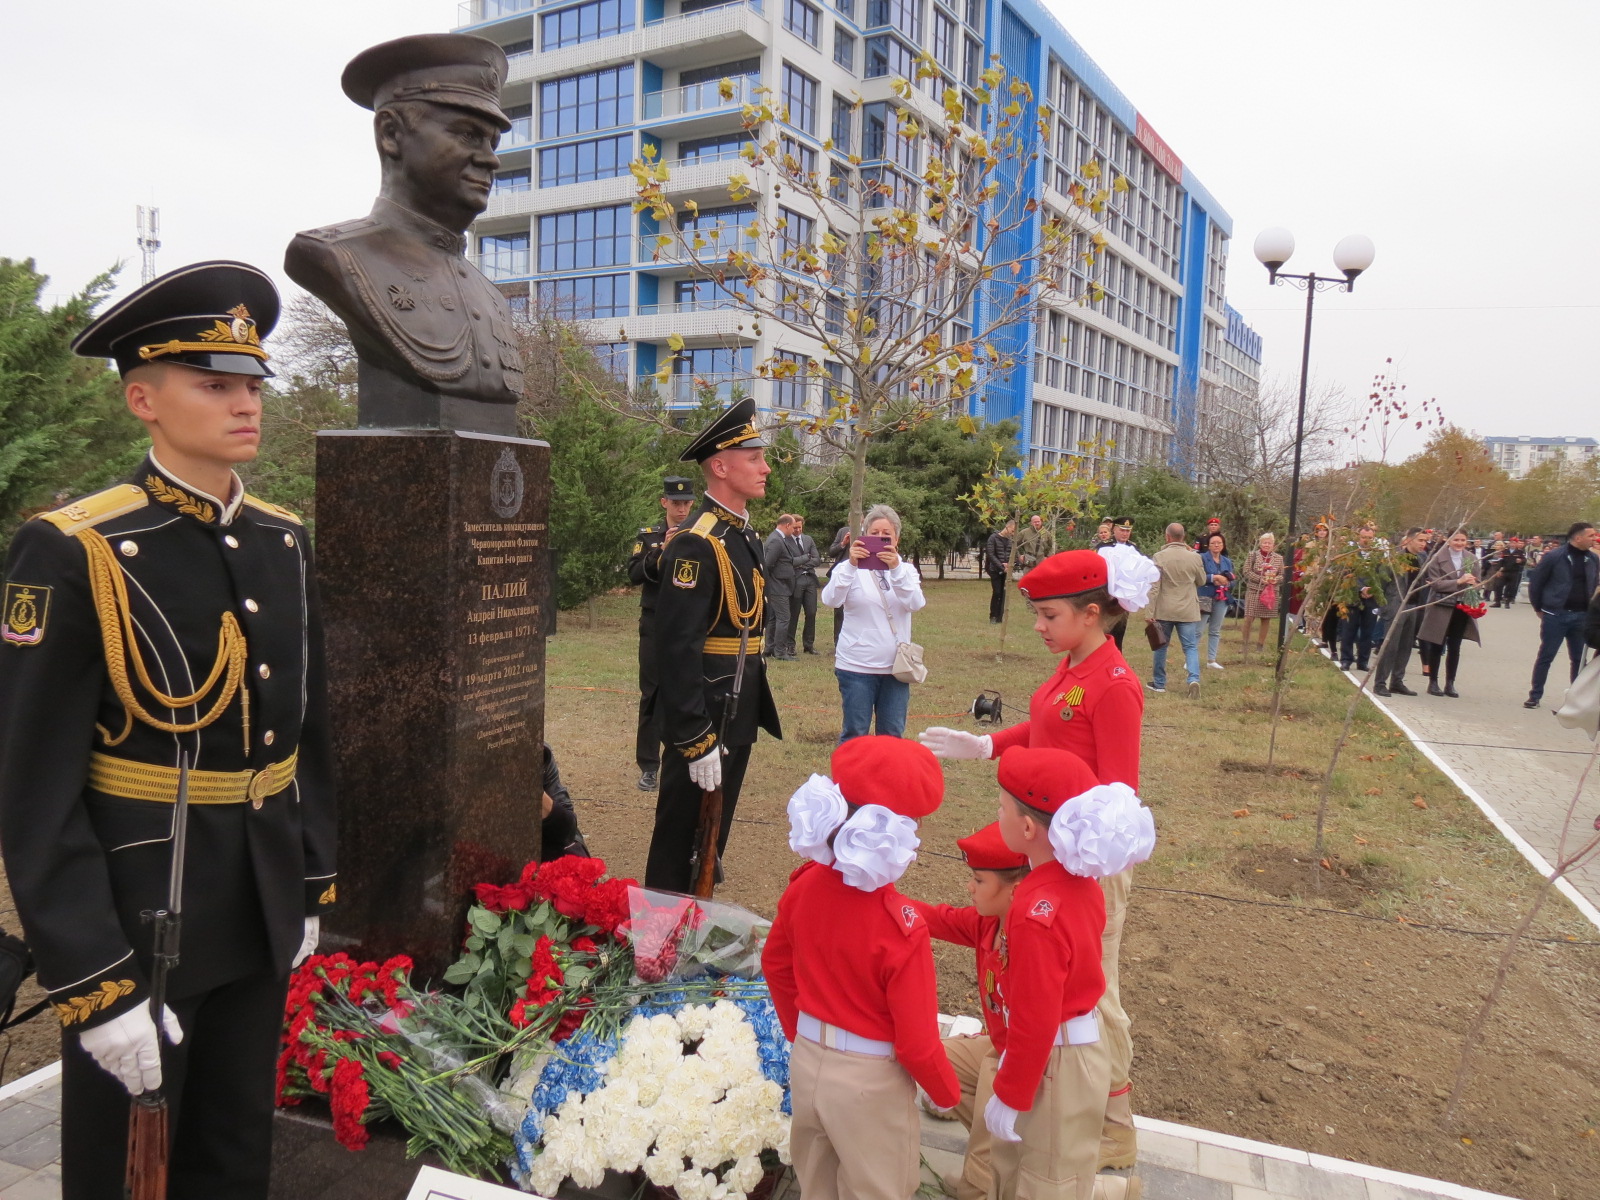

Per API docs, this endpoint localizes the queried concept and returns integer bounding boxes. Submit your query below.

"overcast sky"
[3,0,1594,461]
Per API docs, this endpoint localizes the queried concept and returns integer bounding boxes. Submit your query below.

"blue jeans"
[837,668,911,740]
[1529,609,1588,701]
[1202,601,1228,662]
[1152,619,1202,688]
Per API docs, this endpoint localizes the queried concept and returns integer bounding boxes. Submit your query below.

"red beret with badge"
[958,822,1029,870]
[997,746,1099,815]
[1017,550,1107,602]
[832,734,944,817]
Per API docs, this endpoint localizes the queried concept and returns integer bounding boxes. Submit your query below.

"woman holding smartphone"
[821,504,926,740]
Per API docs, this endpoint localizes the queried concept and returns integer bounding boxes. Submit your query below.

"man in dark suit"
[0,263,337,1198]
[285,34,525,434]
[1524,521,1600,709]
[627,477,696,791]
[647,399,783,891]
[789,515,822,654]
[763,515,799,660]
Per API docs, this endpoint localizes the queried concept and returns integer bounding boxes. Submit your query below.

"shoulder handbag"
[867,571,928,683]
[1555,654,1600,736]
[1144,618,1169,651]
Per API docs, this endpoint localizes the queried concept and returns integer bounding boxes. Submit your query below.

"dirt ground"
[4,576,1598,1200]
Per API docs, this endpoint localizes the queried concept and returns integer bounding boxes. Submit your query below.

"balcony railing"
[637,231,760,261]
[458,0,537,26]
[637,372,759,404]
[645,0,763,28]
[500,117,536,149]
[664,145,753,170]
[643,73,759,121]
[635,298,745,316]
[467,252,533,281]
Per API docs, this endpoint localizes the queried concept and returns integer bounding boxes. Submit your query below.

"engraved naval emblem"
[490,447,525,519]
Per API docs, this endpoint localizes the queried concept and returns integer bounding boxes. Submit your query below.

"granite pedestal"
[314,429,550,980]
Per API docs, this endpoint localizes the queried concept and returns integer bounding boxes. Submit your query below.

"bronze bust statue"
[286,34,526,435]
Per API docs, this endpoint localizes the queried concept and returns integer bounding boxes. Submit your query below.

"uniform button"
[257,663,271,679]
[283,532,295,547]
[118,540,139,557]
[263,730,276,746]
[480,354,492,368]
[471,309,482,320]
[244,599,259,613]
[457,265,467,278]
[251,795,264,811]
[224,535,240,548]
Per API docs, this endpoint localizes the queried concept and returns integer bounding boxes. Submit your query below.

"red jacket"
[988,638,1143,789]
[764,862,961,1108]
[911,901,1009,1051]
[991,863,1106,1110]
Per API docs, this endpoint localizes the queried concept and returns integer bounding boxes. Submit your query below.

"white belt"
[1054,1013,1099,1046]
[798,1011,894,1057]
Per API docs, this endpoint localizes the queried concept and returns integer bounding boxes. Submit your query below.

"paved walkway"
[1347,602,1600,918]
[0,1059,1516,1200]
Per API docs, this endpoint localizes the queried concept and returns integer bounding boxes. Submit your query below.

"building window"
[538,134,632,186]
[680,57,761,87]
[540,64,634,138]
[865,34,916,80]
[782,64,819,134]
[785,0,820,44]
[493,167,532,194]
[862,102,916,170]
[679,132,752,162]
[961,35,980,85]
[477,233,531,280]
[778,207,815,256]
[866,0,921,38]
[831,94,854,153]
[773,351,811,409]
[538,205,632,271]
[677,345,752,376]
[503,103,534,147]
[780,135,818,176]
[536,273,630,318]
[592,342,630,379]
[834,25,857,71]
[540,0,634,49]
[932,10,955,69]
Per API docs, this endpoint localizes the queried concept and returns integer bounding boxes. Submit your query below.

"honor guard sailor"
[628,477,696,792]
[645,399,782,891]
[0,262,337,1199]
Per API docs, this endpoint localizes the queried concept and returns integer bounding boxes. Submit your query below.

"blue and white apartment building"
[454,0,1260,477]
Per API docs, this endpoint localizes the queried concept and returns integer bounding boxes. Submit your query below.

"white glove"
[293,916,321,968]
[917,1084,958,1118]
[918,727,993,760]
[79,1003,183,1095]
[984,1093,1022,1142]
[688,747,724,791]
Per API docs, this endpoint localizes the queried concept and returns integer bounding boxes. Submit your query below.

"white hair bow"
[1099,544,1161,612]
[787,774,849,865]
[1048,782,1156,878]
[832,805,921,891]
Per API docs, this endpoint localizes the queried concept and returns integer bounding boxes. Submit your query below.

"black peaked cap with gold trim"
[71,260,279,378]
[343,33,512,131]
[680,396,770,463]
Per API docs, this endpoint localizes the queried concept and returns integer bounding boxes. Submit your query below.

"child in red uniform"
[764,735,960,1200]
[986,746,1153,1200]
[910,823,1029,1200]
[920,549,1154,1167]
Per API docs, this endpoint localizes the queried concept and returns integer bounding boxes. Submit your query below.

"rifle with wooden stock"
[125,752,190,1200]
[690,625,750,899]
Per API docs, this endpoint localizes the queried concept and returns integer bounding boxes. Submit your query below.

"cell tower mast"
[136,206,161,284]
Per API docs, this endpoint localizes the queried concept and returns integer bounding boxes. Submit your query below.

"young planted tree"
[631,56,1117,537]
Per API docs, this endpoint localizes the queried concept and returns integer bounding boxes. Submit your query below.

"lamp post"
[1253,227,1376,653]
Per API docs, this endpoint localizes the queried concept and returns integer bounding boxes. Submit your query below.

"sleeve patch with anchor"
[673,559,701,589]
[2,582,51,646]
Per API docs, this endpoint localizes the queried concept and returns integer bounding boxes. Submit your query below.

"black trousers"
[1375,608,1420,686]
[789,578,818,652]
[988,572,1007,622]
[1420,608,1471,686]
[62,969,288,1200]
[636,616,659,772]
[644,742,752,892]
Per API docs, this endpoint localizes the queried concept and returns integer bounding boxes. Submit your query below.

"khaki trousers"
[1096,869,1133,1090]
[943,1035,1000,1200]
[990,1041,1110,1200]
[790,1035,921,1200]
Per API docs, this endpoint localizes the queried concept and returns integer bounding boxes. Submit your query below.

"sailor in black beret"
[646,400,781,891]
[3,261,336,1197]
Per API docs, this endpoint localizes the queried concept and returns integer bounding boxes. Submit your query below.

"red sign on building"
[1135,114,1182,182]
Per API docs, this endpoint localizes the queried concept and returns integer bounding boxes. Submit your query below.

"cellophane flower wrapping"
[624,887,771,984]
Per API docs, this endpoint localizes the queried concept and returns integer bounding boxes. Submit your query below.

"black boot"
[1443,679,1460,698]
[1428,680,1444,696]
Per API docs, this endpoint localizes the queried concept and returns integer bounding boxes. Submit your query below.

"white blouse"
[820,560,927,674]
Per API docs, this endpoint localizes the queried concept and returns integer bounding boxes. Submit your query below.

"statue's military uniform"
[285,197,524,405]
[0,263,336,1199]
[626,477,696,787]
[645,407,782,892]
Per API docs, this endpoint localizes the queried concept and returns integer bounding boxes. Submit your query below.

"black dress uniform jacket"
[628,521,669,774]
[628,521,669,614]
[654,496,782,760]
[0,458,337,1031]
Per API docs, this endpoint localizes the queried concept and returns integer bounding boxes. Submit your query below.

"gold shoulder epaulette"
[37,485,149,537]
[243,494,304,524]
[681,512,719,540]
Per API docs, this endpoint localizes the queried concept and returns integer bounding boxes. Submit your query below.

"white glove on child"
[917,1084,958,1118]
[918,727,993,760]
[79,1003,183,1095]
[984,1093,1022,1143]
[688,748,724,791]
[293,916,321,968]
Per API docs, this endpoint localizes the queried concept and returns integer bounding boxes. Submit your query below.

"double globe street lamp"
[1252,228,1377,651]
